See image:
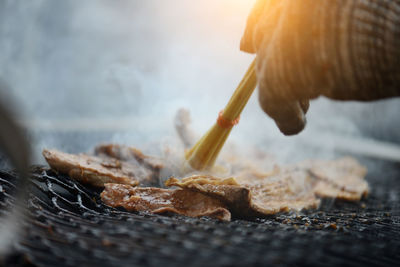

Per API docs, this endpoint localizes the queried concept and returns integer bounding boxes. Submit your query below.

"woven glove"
[241,0,400,135]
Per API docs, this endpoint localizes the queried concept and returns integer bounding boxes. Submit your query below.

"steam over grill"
[1,160,399,267]
[1,1,399,266]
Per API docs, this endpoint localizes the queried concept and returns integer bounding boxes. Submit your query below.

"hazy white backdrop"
[0,0,399,164]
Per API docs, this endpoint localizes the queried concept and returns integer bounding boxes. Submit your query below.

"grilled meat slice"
[166,157,368,217]
[306,157,369,201]
[95,144,164,172]
[101,183,231,221]
[42,149,155,187]
[166,171,320,218]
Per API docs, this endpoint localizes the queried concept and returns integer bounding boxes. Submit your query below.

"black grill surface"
[1,159,399,267]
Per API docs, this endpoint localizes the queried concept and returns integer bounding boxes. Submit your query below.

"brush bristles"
[186,59,257,171]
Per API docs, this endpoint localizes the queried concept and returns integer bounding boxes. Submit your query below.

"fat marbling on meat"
[165,157,368,218]
[43,148,156,187]
[101,183,231,221]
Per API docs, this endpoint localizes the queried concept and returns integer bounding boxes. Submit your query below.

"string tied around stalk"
[217,110,240,129]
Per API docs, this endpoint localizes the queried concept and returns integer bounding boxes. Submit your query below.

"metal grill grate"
[1,162,399,267]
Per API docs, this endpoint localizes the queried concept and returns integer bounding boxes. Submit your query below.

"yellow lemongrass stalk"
[186,58,257,170]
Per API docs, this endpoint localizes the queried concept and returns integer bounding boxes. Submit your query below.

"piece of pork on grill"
[165,157,368,218]
[43,149,156,187]
[101,183,231,221]
[94,144,164,173]
[306,157,369,201]
[165,172,320,218]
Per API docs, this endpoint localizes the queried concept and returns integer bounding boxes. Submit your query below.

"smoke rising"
[0,0,399,166]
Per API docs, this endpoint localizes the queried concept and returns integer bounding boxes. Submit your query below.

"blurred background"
[0,0,399,165]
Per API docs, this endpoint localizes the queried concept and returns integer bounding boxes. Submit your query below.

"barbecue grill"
[1,1,400,266]
[1,156,399,266]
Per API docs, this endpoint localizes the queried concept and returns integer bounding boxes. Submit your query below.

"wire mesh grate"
[0,164,399,267]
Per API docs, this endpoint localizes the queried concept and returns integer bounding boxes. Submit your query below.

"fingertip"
[276,115,307,136]
[259,93,307,135]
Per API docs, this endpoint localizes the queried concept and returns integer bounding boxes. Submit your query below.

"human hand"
[241,0,400,135]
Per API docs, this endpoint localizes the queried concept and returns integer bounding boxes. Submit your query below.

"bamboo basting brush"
[185,58,257,170]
